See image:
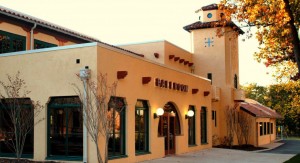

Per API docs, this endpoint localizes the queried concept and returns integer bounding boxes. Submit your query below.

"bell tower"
[184,3,245,140]
[184,3,243,89]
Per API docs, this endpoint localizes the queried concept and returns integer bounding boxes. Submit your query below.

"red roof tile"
[201,4,219,11]
[183,20,244,34]
[240,99,282,119]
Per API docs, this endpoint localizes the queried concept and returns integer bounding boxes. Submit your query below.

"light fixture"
[185,110,195,119]
[154,108,164,119]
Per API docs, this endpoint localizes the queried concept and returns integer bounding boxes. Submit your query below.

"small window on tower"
[207,13,213,18]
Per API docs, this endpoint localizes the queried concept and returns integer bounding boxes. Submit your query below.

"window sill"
[136,151,151,156]
[188,144,198,147]
[108,155,128,160]
[201,142,209,145]
[46,156,82,161]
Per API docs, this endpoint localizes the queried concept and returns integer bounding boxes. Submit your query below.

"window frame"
[0,98,33,158]
[108,97,126,159]
[34,39,57,49]
[135,100,150,155]
[200,107,208,144]
[47,96,83,161]
[188,106,196,146]
[0,30,26,54]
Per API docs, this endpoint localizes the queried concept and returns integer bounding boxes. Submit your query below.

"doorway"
[158,102,181,155]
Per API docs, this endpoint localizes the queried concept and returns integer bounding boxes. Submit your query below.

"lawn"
[284,154,300,163]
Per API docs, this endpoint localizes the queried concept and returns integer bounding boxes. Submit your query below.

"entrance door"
[163,113,176,155]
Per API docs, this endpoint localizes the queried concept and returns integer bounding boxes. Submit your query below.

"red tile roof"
[201,4,219,11]
[240,99,282,119]
[0,5,144,57]
[183,20,244,34]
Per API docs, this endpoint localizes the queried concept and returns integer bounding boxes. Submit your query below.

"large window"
[47,96,83,160]
[0,98,33,157]
[0,30,26,54]
[34,39,57,49]
[201,107,207,144]
[135,100,149,154]
[188,106,196,146]
[108,97,126,158]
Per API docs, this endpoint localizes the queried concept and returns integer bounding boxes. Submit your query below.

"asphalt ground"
[261,140,300,154]
[141,140,299,163]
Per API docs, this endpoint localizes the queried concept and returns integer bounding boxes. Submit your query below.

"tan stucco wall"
[191,24,241,145]
[199,10,224,23]
[97,44,212,162]
[0,43,212,162]
[256,118,277,146]
[120,41,165,64]
[0,44,98,161]
[120,41,193,73]
[164,41,193,73]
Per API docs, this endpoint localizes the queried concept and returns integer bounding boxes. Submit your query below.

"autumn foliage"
[219,0,300,81]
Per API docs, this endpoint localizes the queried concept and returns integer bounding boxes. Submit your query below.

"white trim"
[117,40,192,54]
[116,40,165,46]
[0,42,210,82]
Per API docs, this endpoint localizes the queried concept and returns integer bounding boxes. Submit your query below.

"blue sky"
[1,0,276,86]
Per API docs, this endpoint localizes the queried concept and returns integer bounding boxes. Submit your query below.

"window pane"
[108,97,126,157]
[259,122,263,136]
[48,96,82,158]
[0,98,33,156]
[135,100,148,153]
[0,30,25,54]
[188,106,195,146]
[201,107,207,144]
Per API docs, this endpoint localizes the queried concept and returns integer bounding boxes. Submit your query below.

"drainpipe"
[30,23,37,50]
[80,67,91,163]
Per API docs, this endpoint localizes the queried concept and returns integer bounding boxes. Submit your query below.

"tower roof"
[195,3,218,13]
[183,20,244,34]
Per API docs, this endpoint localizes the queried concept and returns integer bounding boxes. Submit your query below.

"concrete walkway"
[141,142,295,163]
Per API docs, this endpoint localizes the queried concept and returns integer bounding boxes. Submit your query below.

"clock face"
[207,13,213,18]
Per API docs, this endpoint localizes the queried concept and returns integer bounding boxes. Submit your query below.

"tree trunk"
[284,0,300,75]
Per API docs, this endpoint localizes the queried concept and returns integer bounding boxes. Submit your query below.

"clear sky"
[1,0,276,86]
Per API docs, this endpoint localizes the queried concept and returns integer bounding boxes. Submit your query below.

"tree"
[268,81,300,136]
[0,72,44,160]
[220,0,300,81]
[238,112,253,145]
[224,104,239,148]
[74,73,124,163]
[242,83,269,105]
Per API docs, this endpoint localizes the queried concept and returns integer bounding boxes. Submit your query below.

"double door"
[162,114,176,155]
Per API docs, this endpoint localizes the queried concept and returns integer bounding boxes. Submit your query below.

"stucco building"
[0,3,281,163]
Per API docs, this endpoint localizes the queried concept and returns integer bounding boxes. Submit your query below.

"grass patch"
[284,154,300,163]
[285,137,300,140]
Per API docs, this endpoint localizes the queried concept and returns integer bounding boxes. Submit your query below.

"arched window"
[107,96,126,158]
[234,74,238,89]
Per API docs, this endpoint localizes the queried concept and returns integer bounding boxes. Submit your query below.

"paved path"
[261,140,300,154]
[141,141,297,163]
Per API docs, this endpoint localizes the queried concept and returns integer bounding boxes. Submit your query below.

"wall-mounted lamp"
[185,110,195,119]
[154,108,164,119]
